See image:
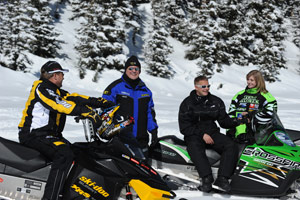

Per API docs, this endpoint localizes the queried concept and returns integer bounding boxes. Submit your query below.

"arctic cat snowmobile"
[149,112,300,198]
[0,106,176,200]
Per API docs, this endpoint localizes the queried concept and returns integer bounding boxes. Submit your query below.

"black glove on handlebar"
[81,106,103,131]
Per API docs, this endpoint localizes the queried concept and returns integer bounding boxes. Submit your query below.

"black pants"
[21,135,74,200]
[185,133,238,179]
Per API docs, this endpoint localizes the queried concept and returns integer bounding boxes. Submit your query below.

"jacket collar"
[190,90,210,104]
[122,75,145,89]
[245,87,258,94]
[40,78,60,89]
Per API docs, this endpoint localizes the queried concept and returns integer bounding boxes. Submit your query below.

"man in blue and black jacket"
[102,55,158,158]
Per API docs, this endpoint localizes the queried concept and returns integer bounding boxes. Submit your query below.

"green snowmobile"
[149,112,300,198]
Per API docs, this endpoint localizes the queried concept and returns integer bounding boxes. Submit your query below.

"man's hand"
[98,98,115,109]
[81,106,103,130]
[89,97,115,109]
[203,133,214,145]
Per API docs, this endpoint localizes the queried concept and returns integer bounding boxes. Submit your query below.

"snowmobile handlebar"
[75,106,135,143]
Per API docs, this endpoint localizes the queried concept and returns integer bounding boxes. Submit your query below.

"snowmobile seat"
[158,135,187,149]
[0,137,47,173]
[155,135,222,166]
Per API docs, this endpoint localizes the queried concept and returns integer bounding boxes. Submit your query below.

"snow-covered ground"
[1,2,300,200]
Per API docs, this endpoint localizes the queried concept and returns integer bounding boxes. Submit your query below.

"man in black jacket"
[178,75,245,193]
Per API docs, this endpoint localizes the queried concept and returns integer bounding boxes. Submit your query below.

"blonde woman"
[227,70,277,143]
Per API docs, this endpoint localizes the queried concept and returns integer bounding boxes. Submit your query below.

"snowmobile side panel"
[231,145,300,197]
[63,162,124,200]
[0,173,45,200]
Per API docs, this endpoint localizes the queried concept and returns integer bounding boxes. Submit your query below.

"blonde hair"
[246,70,268,93]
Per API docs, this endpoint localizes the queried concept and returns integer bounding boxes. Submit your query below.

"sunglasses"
[196,84,211,89]
[128,67,140,72]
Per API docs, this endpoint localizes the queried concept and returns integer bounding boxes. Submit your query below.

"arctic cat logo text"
[71,184,90,198]
[240,96,259,104]
[154,148,177,157]
[79,176,109,197]
[244,148,300,170]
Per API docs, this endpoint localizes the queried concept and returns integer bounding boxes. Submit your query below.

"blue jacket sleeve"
[102,87,117,104]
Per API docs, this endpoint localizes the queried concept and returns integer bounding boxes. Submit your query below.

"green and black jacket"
[228,87,277,137]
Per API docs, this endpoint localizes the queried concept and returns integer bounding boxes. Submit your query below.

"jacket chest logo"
[121,91,130,96]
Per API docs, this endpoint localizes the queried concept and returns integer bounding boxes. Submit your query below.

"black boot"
[213,176,231,192]
[198,174,214,193]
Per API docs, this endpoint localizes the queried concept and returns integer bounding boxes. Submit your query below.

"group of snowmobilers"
[18,56,277,199]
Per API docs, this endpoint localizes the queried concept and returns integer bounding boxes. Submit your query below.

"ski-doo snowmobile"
[149,112,300,198]
[0,106,176,200]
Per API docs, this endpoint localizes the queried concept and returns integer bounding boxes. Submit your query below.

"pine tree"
[185,1,221,77]
[242,1,286,82]
[25,0,61,58]
[71,0,128,81]
[144,0,174,78]
[0,0,32,71]
[144,26,174,78]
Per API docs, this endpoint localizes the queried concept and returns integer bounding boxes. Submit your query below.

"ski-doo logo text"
[71,184,90,198]
[244,148,300,170]
[79,176,110,197]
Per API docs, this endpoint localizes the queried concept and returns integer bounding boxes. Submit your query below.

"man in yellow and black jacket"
[18,61,114,200]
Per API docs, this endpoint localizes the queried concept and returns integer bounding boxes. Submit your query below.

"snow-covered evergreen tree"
[144,26,174,78]
[70,0,130,81]
[0,0,32,71]
[175,0,287,81]
[242,1,286,82]
[144,0,174,78]
[25,0,61,58]
[185,1,222,77]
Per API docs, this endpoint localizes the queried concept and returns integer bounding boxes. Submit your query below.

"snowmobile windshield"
[254,112,295,147]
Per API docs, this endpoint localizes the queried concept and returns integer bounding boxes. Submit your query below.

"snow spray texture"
[71,176,109,199]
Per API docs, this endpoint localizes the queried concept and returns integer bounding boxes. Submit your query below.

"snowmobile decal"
[24,180,43,190]
[242,147,300,170]
[239,173,279,188]
[71,184,91,198]
[78,176,109,197]
[158,141,191,163]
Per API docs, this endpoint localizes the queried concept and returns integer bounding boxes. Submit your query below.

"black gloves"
[81,106,103,131]
[150,128,158,143]
[89,97,115,109]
